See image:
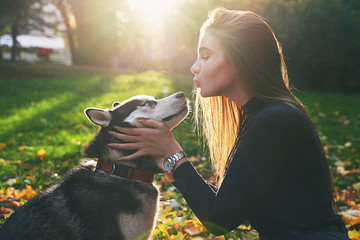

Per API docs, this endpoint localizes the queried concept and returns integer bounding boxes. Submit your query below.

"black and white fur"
[0,92,189,240]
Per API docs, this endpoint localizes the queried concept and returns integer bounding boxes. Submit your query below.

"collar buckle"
[96,159,154,183]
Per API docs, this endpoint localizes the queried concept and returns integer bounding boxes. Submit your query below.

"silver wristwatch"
[163,151,187,173]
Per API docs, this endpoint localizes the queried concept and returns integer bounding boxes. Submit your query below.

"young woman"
[108,7,350,240]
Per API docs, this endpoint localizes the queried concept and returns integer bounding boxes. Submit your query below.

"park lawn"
[296,91,360,188]
[0,63,359,239]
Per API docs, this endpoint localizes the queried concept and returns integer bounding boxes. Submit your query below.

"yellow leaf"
[158,206,174,221]
[349,229,360,240]
[37,149,46,160]
[193,220,206,232]
[171,231,184,240]
[188,156,197,162]
[0,143,6,149]
[7,139,16,145]
[153,228,160,236]
[157,224,169,233]
[238,224,251,231]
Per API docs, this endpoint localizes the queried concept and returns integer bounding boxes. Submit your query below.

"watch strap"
[165,150,187,171]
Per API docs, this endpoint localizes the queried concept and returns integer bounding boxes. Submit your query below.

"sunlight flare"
[127,0,179,22]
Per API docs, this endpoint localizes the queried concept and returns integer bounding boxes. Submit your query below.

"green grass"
[0,63,359,192]
[0,63,199,190]
[295,91,360,188]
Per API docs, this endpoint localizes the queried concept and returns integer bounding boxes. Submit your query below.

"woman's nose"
[191,61,200,75]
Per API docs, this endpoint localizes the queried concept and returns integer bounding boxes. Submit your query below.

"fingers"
[118,151,146,161]
[138,119,165,129]
[113,126,142,136]
[113,120,165,135]
[118,151,144,161]
[108,143,139,150]
[108,131,138,142]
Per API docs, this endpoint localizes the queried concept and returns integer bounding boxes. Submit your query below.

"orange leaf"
[173,222,181,231]
[213,236,225,240]
[17,146,25,151]
[11,200,23,208]
[161,176,170,184]
[6,187,15,198]
[0,207,13,214]
[184,220,195,228]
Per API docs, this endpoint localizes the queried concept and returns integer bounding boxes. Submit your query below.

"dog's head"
[83,92,189,173]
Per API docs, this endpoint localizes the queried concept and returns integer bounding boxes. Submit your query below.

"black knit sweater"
[172,97,344,236]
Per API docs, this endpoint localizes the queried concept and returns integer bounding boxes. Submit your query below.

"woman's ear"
[84,108,112,127]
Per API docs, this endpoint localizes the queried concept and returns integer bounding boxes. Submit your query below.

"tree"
[289,0,360,92]
[55,0,77,64]
[0,0,62,62]
[66,0,120,67]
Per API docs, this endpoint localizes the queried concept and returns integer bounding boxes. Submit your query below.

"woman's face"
[191,31,238,98]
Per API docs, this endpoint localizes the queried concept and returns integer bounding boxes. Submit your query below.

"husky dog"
[0,92,189,240]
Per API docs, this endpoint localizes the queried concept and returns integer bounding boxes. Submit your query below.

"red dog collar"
[96,160,154,183]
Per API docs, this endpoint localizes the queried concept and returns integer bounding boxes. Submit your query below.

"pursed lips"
[193,77,200,87]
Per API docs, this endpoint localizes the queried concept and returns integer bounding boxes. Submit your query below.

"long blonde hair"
[194,7,338,212]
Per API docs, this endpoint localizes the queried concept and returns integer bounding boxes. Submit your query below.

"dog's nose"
[175,92,185,99]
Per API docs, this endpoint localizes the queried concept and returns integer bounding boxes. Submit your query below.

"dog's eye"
[143,101,156,108]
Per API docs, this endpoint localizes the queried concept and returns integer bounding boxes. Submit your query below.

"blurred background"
[1,0,360,92]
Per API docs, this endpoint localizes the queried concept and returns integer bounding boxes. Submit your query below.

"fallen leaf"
[170,231,184,240]
[0,207,13,214]
[17,146,25,151]
[184,226,201,236]
[37,149,46,161]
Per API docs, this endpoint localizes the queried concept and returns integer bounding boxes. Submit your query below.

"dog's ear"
[84,108,111,127]
[112,101,120,108]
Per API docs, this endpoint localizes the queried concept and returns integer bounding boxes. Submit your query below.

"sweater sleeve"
[172,110,292,235]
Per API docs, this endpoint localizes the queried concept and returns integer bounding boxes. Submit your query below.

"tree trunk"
[67,0,118,67]
[11,24,18,62]
[57,0,77,64]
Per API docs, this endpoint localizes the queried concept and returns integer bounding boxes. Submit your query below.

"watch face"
[164,159,172,173]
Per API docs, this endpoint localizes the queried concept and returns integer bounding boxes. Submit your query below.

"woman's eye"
[201,56,209,60]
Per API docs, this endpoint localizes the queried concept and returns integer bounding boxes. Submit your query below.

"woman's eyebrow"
[199,46,213,52]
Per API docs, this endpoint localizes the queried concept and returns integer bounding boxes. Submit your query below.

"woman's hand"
[107,119,183,161]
